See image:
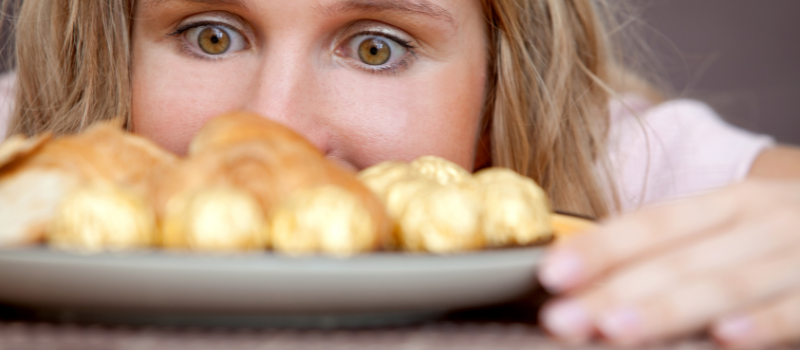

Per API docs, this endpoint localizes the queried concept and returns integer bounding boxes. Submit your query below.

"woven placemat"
[0,291,728,350]
[0,320,722,350]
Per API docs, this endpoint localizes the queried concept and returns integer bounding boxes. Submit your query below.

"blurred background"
[639,0,800,144]
[1,0,798,143]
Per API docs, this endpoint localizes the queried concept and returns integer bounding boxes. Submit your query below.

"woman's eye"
[347,35,408,66]
[184,25,246,56]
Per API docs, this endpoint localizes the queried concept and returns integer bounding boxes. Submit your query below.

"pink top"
[0,71,15,138]
[0,72,774,213]
[607,95,774,212]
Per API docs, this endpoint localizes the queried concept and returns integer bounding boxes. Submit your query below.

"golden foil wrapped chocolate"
[379,176,438,249]
[409,156,471,186]
[357,161,414,199]
[162,187,268,252]
[48,184,156,252]
[270,185,377,256]
[359,157,482,252]
[399,185,484,253]
[360,156,557,253]
[471,168,553,247]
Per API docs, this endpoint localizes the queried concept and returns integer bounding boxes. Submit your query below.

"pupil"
[198,27,231,54]
[358,38,390,65]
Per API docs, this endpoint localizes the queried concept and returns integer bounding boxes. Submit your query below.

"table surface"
[0,321,726,350]
[0,300,728,350]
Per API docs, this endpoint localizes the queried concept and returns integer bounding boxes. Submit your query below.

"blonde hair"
[482,0,662,217]
[8,0,131,134]
[5,0,660,218]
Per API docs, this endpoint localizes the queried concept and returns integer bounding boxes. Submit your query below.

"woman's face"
[131,0,488,171]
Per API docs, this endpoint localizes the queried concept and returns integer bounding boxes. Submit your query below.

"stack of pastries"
[0,112,589,256]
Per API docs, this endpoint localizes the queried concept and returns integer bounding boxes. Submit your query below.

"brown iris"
[358,38,391,65]
[198,27,231,55]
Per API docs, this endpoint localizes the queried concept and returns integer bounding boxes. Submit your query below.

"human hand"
[538,180,800,349]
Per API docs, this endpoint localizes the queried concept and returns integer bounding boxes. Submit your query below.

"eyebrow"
[143,0,456,29]
[144,0,250,10]
[318,0,457,29]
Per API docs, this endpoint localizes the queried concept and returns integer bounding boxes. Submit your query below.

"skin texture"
[539,147,800,349]
[129,0,800,348]
[131,0,488,172]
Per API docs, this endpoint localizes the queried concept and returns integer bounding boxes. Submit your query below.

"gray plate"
[0,248,544,327]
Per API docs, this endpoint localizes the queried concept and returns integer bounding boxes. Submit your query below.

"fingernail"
[541,299,592,342]
[599,306,642,343]
[539,249,583,292]
[713,315,753,345]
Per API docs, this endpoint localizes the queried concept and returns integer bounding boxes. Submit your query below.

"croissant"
[49,184,156,252]
[15,123,176,193]
[156,112,390,253]
[0,133,62,246]
[161,186,268,252]
[188,111,320,156]
[0,133,52,170]
[0,123,176,248]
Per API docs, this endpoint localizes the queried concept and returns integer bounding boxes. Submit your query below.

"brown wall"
[640,0,800,144]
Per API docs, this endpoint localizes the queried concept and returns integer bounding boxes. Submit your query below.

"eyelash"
[168,21,246,61]
[168,22,419,75]
[344,30,418,76]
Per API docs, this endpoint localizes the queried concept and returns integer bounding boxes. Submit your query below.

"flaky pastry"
[0,123,175,248]
[155,112,390,252]
[161,186,268,252]
[0,133,52,171]
[48,184,156,252]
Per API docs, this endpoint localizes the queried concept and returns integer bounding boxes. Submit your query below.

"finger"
[539,208,800,344]
[539,181,785,293]
[584,208,800,305]
[713,292,800,349]
[541,297,606,345]
[593,243,800,346]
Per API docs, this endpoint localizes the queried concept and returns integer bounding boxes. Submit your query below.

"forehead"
[141,0,460,29]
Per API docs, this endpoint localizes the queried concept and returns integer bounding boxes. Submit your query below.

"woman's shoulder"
[607,95,775,212]
[0,70,16,140]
